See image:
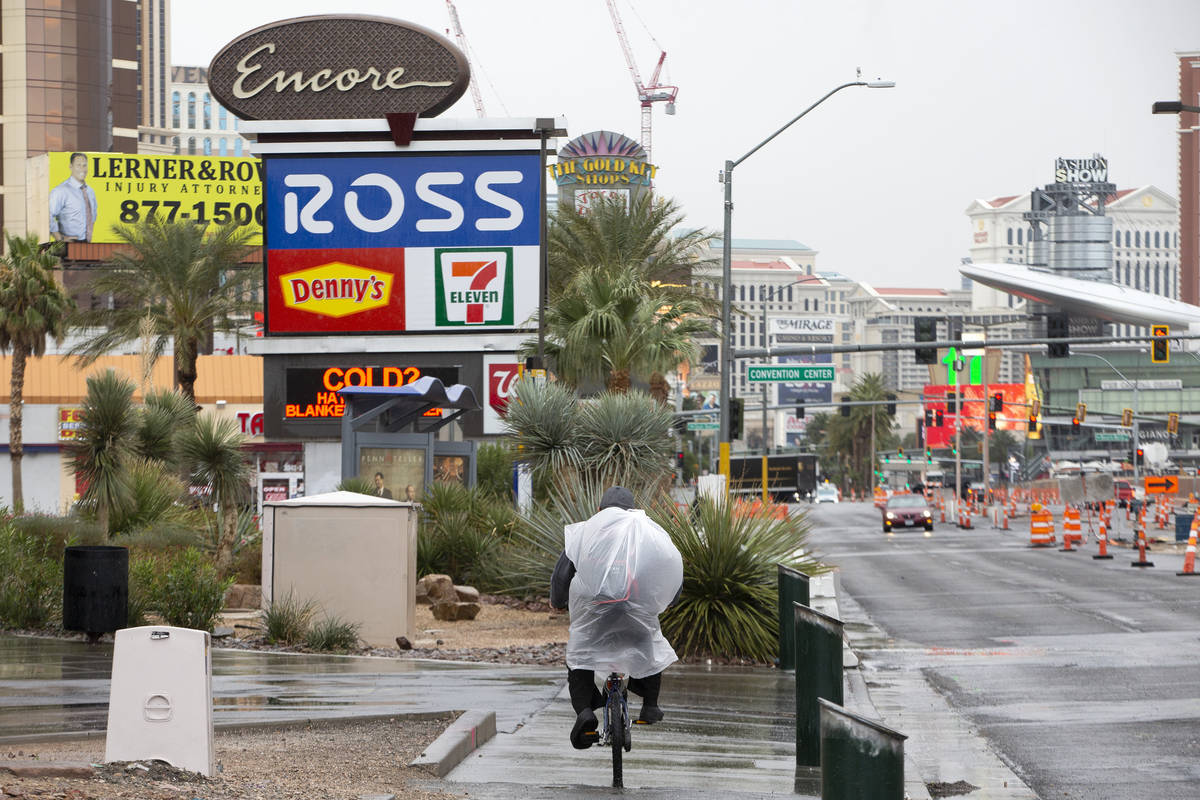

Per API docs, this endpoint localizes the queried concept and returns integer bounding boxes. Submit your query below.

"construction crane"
[446,0,485,117]
[605,0,678,161]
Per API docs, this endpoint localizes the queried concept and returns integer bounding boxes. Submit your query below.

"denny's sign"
[208,15,469,120]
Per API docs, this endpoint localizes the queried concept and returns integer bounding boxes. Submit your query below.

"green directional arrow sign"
[747,365,835,383]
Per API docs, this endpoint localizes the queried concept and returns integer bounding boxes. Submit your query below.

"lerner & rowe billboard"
[264,153,540,334]
[37,152,263,244]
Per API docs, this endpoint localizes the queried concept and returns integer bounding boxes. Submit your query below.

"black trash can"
[1176,513,1196,542]
[63,545,128,638]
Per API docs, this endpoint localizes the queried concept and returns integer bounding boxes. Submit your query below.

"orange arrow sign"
[1144,476,1179,495]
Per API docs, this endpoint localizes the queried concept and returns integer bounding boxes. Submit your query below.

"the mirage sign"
[264,153,539,334]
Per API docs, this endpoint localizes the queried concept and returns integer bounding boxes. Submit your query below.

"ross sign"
[1054,154,1108,183]
[748,365,834,382]
[283,364,457,419]
[207,15,469,120]
[551,131,656,213]
[57,407,83,441]
[46,152,263,244]
[1144,475,1179,495]
[687,421,720,431]
[264,153,540,334]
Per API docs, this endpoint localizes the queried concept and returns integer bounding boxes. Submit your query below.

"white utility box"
[105,626,213,776]
[262,491,420,647]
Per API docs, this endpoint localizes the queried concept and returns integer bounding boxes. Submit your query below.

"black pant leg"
[627,671,662,706]
[567,668,604,713]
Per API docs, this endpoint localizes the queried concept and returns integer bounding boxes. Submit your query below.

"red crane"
[605,0,677,161]
[446,0,485,117]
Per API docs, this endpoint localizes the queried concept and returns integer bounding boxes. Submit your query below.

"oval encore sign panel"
[207,15,469,120]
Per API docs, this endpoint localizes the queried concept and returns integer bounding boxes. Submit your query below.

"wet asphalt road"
[806,500,1200,800]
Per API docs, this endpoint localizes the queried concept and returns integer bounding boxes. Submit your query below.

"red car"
[882,493,934,532]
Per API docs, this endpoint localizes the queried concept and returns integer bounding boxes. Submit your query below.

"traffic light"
[1168,412,1180,435]
[987,411,997,430]
[1072,417,1080,433]
[1152,324,1170,363]
[935,409,945,426]
[1048,313,1070,358]
[947,395,958,413]
[1136,447,1145,464]
[675,451,685,471]
[924,409,935,426]
[730,397,745,439]
[991,393,1003,412]
[1121,407,1133,427]
[796,403,805,419]
[840,397,850,418]
[886,394,897,415]
[1076,402,1087,423]
[914,317,938,365]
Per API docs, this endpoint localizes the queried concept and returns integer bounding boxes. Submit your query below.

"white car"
[815,484,840,504]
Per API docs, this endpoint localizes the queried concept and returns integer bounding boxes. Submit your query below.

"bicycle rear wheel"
[609,698,624,788]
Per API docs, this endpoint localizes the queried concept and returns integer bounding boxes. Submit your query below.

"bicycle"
[598,671,632,787]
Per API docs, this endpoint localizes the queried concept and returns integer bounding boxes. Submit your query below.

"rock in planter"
[223,584,262,610]
[417,574,457,606]
[455,585,480,603]
[431,602,481,621]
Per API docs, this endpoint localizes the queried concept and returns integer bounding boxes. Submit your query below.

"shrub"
[109,458,188,534]
[304,615,361,652]
[652,496,827,662]
[153,547,232,632]
[475,443,515,501]
[116,521,204,555]
[417,482,516,588]
[11,514,106,554]
[0,520,63,629]
[265,591,317,645]
[127,554,159,628]
[336,476,376,496]
[230,537,262,585]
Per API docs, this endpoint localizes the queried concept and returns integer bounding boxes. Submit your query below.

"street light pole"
[1076,352,1140,482]
[719,78,894,490]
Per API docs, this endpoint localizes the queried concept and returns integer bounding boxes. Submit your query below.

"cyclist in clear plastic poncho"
[550,486,684,749]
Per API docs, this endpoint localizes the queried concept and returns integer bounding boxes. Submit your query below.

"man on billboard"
[49,152,98,242]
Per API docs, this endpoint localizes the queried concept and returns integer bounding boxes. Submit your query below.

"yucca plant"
[109,457,188,534]
[178,413,251,575]
[335,476,376,496]
[71,369,138,536]
[135,388,197,468]
[652,496,827,662]
[264,591,317,645]
[476,442,515,501]
[501,377,581,482]
[418,482,515,587]
[577,390,675,489]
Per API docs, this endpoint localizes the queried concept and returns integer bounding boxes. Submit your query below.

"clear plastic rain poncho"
[564,507,684,679]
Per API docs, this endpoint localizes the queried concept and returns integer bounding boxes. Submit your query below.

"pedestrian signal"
[1121,408,1133,427]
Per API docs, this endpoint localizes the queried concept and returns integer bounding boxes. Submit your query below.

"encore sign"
[207,15,470,120]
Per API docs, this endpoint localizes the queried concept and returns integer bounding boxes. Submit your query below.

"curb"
[0,762,95,778]
[410,709,496,778]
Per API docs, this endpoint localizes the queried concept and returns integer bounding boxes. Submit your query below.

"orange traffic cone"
[1131,509,1154,568]
[1093,519,1113,560]
[1178,513,1200,576]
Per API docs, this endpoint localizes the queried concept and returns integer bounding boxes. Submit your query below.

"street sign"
[687,421,720,431]
[747,365,835,383]
[1144,475,1179,495]
[1094,431,1130,442]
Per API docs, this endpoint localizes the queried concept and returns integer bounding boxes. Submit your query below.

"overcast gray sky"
[173,0,1200,289]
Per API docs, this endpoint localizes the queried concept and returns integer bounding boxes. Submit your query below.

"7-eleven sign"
[434,248,514,326]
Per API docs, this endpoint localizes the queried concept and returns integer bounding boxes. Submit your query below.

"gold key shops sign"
[550,130,657,214]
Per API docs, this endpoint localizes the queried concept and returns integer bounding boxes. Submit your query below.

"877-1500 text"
[118,200,264,225]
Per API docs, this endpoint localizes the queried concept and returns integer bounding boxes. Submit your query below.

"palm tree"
[538,263,714,396]
[0,233,74,513]
[179,413,251,575]
[548,193,716,296]
[823,374,895,493]
[70,219,258,401]
[71,369,138,536]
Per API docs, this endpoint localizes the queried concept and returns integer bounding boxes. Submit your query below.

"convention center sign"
[42,152,262,244]
[550,130,656,213]
[207,15,469,119]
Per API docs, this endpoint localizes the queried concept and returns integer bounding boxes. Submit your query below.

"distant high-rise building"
[0,1,144,234]
[169,66,253,158]
[138,0,174,154]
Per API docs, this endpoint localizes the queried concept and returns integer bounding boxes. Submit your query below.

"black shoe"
[638,704,664,724]
[571,708,598,749]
